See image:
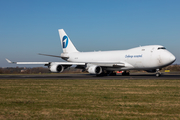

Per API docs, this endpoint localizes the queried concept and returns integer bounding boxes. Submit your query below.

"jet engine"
[50,64,64,73]
[87,65,102,74]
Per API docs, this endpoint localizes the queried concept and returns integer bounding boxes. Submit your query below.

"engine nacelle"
[50,64,64,73]
[88,65,102,74]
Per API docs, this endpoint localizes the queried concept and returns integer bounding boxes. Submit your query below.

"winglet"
[6,58,16,64]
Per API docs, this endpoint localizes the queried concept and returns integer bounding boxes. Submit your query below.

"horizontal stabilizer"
[38,53,62,58]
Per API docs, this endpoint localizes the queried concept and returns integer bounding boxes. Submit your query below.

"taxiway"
[0,73,180,80]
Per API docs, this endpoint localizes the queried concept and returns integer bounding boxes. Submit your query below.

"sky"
[0,0,180,67]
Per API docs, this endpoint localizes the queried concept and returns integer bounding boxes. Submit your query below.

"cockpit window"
[158,47,166,50]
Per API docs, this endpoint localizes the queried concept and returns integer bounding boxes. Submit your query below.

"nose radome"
[169,54,176,63]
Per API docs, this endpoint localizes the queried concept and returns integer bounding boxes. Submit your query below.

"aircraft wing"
[5,59,85,65]
[6,58,126,67]
[6,58,132,74]
[6,59,49,64]
[37,53,125,67]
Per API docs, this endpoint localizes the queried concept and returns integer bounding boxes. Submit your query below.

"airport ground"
[0,72,180,80]
[0,73,180,119]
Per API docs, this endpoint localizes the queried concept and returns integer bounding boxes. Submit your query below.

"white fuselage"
[65,45,175,71]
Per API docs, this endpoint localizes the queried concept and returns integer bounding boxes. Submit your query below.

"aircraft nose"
[169,54,176,63]
[159,51,176,65]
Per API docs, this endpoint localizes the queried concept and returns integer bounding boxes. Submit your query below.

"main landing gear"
[122,71,130,76]
[156,69,161,77]
[96,71,116,77]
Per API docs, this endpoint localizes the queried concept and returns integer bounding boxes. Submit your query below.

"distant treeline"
[0,64,179,74]
[0,67,82,74]
[161,64,180,71]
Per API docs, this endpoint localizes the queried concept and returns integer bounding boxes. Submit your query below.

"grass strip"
[0,79,180,119]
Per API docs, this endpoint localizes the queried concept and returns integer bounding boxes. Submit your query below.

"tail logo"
[62,36,68,48]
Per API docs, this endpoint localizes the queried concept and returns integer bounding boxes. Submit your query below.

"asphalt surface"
[0,73,180,80]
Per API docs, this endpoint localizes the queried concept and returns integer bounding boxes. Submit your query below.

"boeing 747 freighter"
[6,29,176,77]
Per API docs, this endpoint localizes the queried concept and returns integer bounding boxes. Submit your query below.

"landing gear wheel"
[96,72,107,77]
[122,71,130,76]
[156,69,161,77]
[109,73,116,76]
[156,73,161,77]
[107,71,116,76]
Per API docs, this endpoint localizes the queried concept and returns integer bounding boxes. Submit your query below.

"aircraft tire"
[156,73,161,77]
[96,72,107,77]
[122,71,130,76]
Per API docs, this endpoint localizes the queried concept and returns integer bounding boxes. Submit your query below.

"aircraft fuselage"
[66,45,175,71]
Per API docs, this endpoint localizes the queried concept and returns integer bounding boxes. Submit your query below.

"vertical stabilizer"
[58,29,79,53]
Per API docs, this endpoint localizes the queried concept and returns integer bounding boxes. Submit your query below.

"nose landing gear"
[156,69,161,77]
